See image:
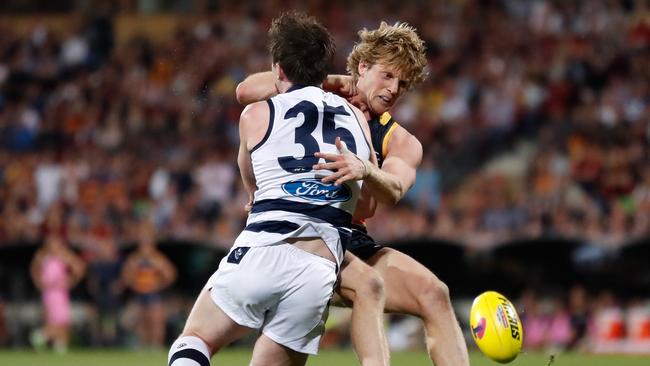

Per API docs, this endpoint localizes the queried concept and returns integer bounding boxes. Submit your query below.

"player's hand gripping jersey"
[234,85,371,266]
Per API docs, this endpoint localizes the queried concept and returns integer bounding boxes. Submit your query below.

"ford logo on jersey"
[281,179,351,202]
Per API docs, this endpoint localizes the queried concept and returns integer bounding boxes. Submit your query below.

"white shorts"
[207,243,337,355]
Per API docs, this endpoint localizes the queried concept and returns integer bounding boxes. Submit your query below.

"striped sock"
[168,336,211,366]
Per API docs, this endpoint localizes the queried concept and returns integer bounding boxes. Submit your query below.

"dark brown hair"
[268,11,335,86]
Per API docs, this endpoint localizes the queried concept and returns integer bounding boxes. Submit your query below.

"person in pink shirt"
[30,235,86,352]
[520,290,548,349]
[546,298,572,349]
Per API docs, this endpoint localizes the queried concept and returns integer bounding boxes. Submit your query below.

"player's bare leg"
[337,251,390,366]
[367,247,469,366]
[249,334,309,366]
[168,287,252,365]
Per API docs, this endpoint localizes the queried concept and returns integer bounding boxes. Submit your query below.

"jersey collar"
[287,84,311,93]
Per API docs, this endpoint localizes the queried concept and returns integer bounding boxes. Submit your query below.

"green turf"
[0,349,648,365]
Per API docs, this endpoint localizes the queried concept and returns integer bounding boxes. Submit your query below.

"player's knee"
[357,268,385,301]
[417,277,451,313]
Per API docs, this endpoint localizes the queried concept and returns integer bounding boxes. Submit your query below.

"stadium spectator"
[29,234,86,353]
[81,222,122,347]
[567,285,590,350]
[120,222,176,349]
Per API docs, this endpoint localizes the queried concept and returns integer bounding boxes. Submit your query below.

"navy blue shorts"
[347,224,384,260]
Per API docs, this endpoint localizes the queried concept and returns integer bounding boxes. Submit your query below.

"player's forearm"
[235,71,278,105]
[322,74,347,92]
[362,163,405,206]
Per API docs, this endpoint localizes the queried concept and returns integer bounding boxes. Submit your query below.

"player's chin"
[370,100,391,115]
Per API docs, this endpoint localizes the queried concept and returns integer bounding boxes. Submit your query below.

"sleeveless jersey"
[368,112,399,168]
[352,112,400,228]
[234,85,372,266]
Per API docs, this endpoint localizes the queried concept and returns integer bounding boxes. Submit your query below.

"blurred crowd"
[517,285,650,354]
[1,0,649,251]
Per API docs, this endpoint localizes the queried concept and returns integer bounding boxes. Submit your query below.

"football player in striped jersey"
[237,21,470,366]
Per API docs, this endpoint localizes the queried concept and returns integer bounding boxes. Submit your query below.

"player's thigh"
[250,334,308,366]
[182,287,253,352]
[335,251,383,305]
[366,247,443,315]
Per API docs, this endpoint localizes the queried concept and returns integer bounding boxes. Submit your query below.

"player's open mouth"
[378,96,391,104]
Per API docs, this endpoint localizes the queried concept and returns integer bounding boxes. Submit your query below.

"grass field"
[0,349,648,365]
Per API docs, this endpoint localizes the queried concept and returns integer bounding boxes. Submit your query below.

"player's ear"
[274,63,288,82]
[358,61,369,77]
[271,63,278,77]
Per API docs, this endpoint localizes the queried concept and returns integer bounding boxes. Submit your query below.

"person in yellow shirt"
[121,222,177,348]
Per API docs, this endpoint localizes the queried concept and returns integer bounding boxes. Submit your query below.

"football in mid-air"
[470,291,523,363]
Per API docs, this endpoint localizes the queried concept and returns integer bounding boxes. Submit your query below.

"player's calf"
[416,277,470,366]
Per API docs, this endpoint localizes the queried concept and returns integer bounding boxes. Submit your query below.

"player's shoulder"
[376,112,415,142]
[240,100,270,128]
[241,100,269,118]
[390,126,421,150]
[385,117,422,158]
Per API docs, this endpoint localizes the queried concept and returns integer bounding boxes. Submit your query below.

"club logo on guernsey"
[282,179,351,202]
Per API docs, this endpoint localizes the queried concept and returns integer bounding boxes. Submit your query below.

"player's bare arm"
[237,102,269,205]
[323,74,357,98]
[235,72,278,106]
[314,118,420,205]
[236,72,356,106]
[376,125,422,200]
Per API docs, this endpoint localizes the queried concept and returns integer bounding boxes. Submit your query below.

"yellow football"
[470,291,523,363]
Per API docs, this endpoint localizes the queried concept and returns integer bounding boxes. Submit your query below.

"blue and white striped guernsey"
[234,85,371,266]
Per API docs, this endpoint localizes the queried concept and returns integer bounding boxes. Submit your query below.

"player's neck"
[279,82,323,94]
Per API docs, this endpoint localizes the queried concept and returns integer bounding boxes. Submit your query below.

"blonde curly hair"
[347,21,428,90]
